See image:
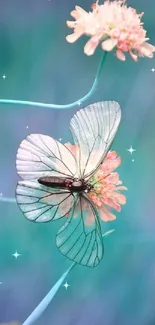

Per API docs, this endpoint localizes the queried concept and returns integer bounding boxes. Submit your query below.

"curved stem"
[22,263,76,325]
[22,229,114,325]
[0,52,107,110]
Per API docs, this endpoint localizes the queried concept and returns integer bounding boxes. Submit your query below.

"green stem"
[0,52,107,110]
[22,229,114,325]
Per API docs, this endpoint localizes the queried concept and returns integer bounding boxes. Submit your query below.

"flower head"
[66,0,155,61]
[65,142,127,224]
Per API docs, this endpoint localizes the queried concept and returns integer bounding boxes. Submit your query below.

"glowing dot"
[2,75,6,79]
[26,126,29,129]
[77,101,81,106]
[151,68,155,72]
[63,282,70,289]
[59,138,62,141]
[12,251,21,259]
[127,146,136,155]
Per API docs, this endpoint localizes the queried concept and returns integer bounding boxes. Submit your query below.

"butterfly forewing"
[16,134,77,180]
[16,180,75,222]
[70,101,121,179]
[56,194,103,267]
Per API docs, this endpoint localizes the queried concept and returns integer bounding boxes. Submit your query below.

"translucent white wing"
[16,134,77,180]
[70,101,121,179]
[56,194,104,267]
[16,180,76,222]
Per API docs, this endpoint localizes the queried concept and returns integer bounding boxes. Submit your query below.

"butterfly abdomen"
[38,176,71,188]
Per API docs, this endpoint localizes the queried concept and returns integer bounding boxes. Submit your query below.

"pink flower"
[66,0,155,61]
[64,142,127,224]
[88,163,127,223]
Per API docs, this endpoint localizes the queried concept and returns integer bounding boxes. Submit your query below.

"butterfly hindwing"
[16,180,75,222]
[56,194,104,267]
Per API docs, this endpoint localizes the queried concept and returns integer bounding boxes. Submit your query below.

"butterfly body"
[38,176,93,193]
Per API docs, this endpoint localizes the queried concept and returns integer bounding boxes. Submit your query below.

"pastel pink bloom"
[66,0,155,61]
[64,143,127,224]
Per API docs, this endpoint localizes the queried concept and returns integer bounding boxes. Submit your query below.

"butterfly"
[16,101,121,267]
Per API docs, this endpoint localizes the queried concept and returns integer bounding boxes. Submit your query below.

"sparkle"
[77,101,81,106]
[12,251,21,259]
[59,138,62,141]
[0,282,2,285]
[2,75,6,79]
[132,159,134,162]
[63,282,70,289]
[151,68,155,72]
[0,193,3,196]
[127,146,136,155]
[26,126,29,129]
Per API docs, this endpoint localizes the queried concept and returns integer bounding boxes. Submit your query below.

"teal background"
[0,0,155,324]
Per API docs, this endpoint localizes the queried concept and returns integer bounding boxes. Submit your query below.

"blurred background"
[0,0,155,324]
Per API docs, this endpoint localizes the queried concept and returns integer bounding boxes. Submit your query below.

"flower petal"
[70,6,87,20]
[99,207,116,222]
[129,50,138,61]
[117,186,128,191]
[106,151,117,160]
[84,36,100,56]
[101,39,118,52]
[101,155,121,175]
[139,42,155,58]
[66,32,83,43]
[70,9,79,19]
[102,197,121,211]
[66,20,76,28]
[75,5,87,15]
[106,172,119,185]
[116,49,126,61]
[112,192,127,205]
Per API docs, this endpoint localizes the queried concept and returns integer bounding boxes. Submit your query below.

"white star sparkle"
[63,282,70,289]
[26,126,29,129]
[0,193,3,196]
[77,101,81,106]
[151,68,155,72]
[127,146,136,155]
[2,75,6,79]
[12,251,21,259]
[132,159,134,162]
[58,138,62,141]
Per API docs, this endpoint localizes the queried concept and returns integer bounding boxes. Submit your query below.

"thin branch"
[0,52,107,110]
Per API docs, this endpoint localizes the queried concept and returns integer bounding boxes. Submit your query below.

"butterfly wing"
[16,180,75,222]
[16,134,77,180]
[70,101,121,179]
[56,194,103,267]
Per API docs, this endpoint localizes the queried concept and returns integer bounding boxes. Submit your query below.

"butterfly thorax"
[38,176,93,193]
